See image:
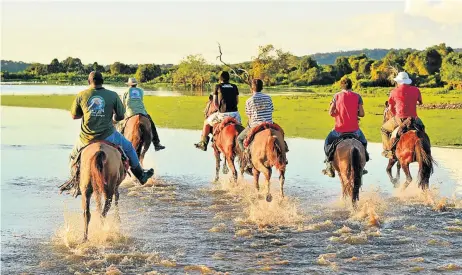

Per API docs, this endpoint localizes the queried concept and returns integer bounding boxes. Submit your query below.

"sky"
[1,0,461,65]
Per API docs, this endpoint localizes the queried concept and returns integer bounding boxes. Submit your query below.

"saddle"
[212,117,241,138]
[390,117,424,151]
[60,140,130,197]
[243,122,285,148]
[326,133,362,162]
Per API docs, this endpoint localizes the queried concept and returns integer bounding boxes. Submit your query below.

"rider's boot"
[154,143,166,151]
[131,164,155,185]
[194,136,210,151]
[60,164,81,196]
[322,160,335,178]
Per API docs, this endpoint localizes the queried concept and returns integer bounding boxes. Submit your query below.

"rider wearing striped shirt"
[237,79,273,168]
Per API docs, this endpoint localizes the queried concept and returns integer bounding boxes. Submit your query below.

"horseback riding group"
[60,69,434,240]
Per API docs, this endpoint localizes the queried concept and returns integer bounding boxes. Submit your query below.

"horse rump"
[90,150,107,194]
[266,135,286,171]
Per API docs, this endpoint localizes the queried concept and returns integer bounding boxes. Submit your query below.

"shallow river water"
[1,106,461,274]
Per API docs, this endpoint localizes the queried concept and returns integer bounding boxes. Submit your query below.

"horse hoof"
[392,179,400,188]
[266,194,273,202]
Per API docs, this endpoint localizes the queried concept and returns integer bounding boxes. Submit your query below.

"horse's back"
[334,139,366,164]
[251,128,286,159]
[80,142,123,171]
[126,115,151,133]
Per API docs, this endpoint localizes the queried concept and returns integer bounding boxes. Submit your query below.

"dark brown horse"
[332,138,366,207]
[79,142,126,241]
[383,102,435,190]
[212,117,244,182]
[244,128,287,202]
[123,115,152,166]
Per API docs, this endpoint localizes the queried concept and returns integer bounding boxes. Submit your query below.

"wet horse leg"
[279,169,286,199]
[114,188,121,222]
[252,168,260,191]
[401,162,413,189]
[102,189,114,219]
[213,146,221,182]
[222,158,229,174]
[263,167,272,202]
[226,155,237,183]
[386,158,399,187]
[396,162,401,180]
[82,188,92,242]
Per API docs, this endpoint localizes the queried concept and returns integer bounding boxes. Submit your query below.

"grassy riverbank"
[1,91,462,146]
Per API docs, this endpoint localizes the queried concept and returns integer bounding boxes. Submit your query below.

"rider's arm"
[329,95,337,117]
[417,89,423,105]
[213,84,220,110]
[358,95,365,117]
[70,96,83,119]
[388,91,396,115]
[235,86,239,105]
[113,96,125,122]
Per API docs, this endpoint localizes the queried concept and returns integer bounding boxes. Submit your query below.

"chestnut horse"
[332,138,366,207]
[244,128,287,202]
[212,118,244,182]
[383,102,435,190]
[79,142,126,241]
[123,115,152,166]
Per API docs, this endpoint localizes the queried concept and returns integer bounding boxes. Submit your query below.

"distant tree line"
[1,43,461,90]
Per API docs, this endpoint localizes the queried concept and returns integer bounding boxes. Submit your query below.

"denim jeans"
[69,130,140,169]
[237,127,251,152]
[324,129,367,156]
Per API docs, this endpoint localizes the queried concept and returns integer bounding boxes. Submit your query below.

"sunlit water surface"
[1,106,461,274]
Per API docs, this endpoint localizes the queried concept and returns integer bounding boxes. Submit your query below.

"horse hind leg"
[263,167,273,202]
[222,158,229,174]
[401,162,413,189]
[213,148,221,183]
[386,159,399,187]
[82,187,92,242]
[226,155,237,183]
[252,168,260,192]
[279,169,285,199]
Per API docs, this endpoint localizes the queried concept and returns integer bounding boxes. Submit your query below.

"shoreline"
[1,105,461,150]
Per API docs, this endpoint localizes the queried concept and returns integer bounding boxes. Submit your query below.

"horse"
[211,117,244,183]
[79,142,126,241]
[383,101,435,190]
[123,115,152,166]
[244,128,287,202]
[332,138,366,208]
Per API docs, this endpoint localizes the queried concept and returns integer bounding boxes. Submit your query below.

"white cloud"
[405,0,462,24]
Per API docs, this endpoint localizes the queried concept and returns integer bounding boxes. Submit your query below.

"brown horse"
[212,118,244,182]
[244,128,287,202]
[332,138,366,207]
[383,102,435,190]
[79,142,126,241]
[123,115,152,166]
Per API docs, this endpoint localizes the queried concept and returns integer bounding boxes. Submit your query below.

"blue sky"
[1,0,461,65]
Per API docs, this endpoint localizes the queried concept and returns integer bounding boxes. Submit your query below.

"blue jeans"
[324,129,367,156]
[69,130,140,169]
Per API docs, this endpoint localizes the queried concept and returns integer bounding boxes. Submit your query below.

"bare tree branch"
[216,42,251,86]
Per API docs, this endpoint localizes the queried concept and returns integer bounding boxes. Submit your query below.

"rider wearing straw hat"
[381,71,425,158]
[122,77,165,151]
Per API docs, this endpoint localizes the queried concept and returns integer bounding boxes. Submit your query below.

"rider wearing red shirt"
[381,72,424,158]
[323,78,368,177]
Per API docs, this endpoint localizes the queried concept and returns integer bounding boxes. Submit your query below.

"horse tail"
[350,147,362,203]
[415,131,435,189]
[267,135,286,171]
[131,116,142,152]
[90,150,106,194]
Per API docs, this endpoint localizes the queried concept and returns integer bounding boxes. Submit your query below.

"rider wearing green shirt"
[122,78,165,151]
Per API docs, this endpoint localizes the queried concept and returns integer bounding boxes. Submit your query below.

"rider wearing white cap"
[381,72,425,158]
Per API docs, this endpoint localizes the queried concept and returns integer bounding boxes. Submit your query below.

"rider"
[122,77,165,151]
[194,71,240,151]
[381,71,424,158]
[64,72,154,189]
[323,77,369,177]
[237,79,273,170]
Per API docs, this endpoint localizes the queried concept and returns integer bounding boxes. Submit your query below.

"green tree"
[135,64,161,83]
[61,57,84,73]
[173,55,211,90]
[26,63,48,75]
[334,56,352,80]
[441,52,462,87]
[48,58,62,73]
[298,56,318,73]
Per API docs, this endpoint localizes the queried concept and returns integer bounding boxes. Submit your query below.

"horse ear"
[385,101,389,107]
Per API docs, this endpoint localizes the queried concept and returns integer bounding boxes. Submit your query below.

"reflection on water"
[1,107,462,274]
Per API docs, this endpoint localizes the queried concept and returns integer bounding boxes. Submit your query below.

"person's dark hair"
[88,71,104,86]
[219,71,230,82]
[252,79,264,92]
[340,77,352,90]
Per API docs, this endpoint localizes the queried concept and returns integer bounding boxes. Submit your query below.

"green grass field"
[1,89,461,146]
